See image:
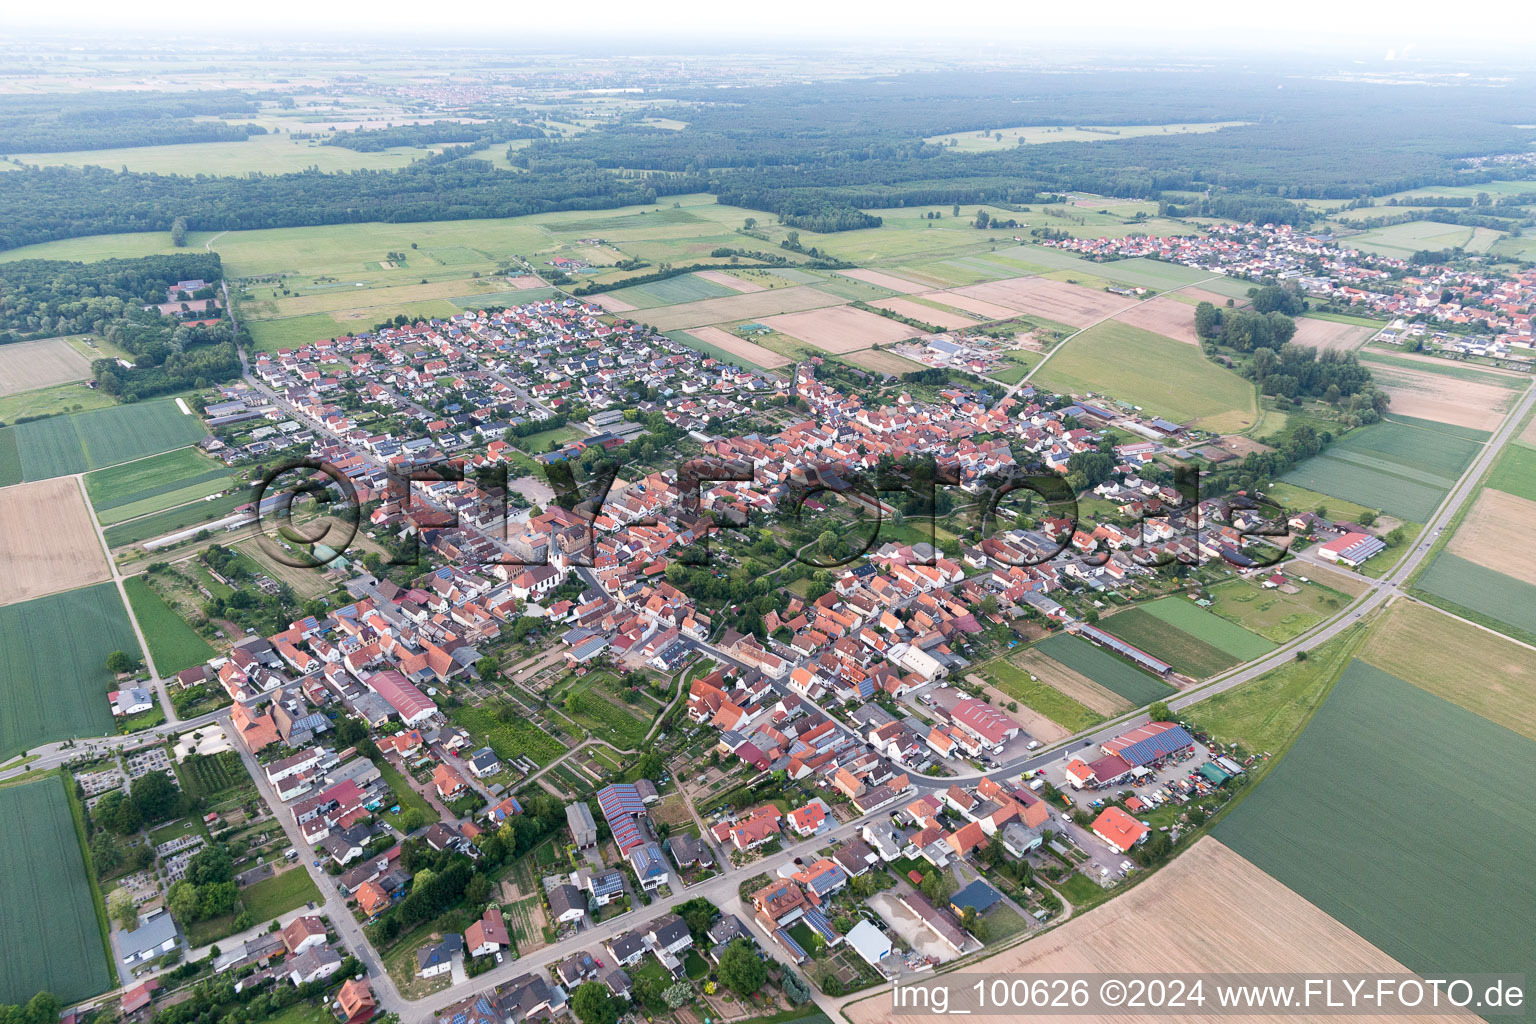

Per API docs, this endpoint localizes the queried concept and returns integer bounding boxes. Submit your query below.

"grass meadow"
[1215,660,1536,981]
[0,776,111,1004]
[1099,607,1239,679]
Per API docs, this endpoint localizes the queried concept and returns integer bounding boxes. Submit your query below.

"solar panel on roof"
[1116,725,1194,766]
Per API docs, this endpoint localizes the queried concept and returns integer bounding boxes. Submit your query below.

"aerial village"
[71,279,1378,1024]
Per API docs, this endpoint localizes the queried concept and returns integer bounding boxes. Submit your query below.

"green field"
[123,575,216,676]
[1485,441,1536,501]
[1415,552,1536,641]
[560,686,651,749]
[84,447,234,525]
[1279,418,1480,522]
[979,658,1105,733]
[239,867,322,923]
[0,429,19,487]
[1215,660,1536,981]
[450,702,566,766]
[1033,633,1176,706]
[244,314,351,354]
[0,381,118,423]
[12,399,206,481]
[605,272,736,308]
[1099,607,1240,679]
[103,489,253,548]
[0,777,112,1004]
[1136,597,1276,659]
[1261,481,1379,524]
[1346,220,1485,257]
[1203,578,1349,643]
[0,584,136,761]
[1034,320,1257,432]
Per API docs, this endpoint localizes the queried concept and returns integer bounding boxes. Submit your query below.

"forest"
[0,71,1534,250]
[0,90,266,153]
[323,119,545,151]
[0,253,225,340]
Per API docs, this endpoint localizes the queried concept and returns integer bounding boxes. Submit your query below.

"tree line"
[325,119,545,152]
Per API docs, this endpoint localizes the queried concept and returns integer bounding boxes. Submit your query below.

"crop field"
[631,285,844,332]
[1107,295,1200,344]
[836,268,924,293]
[978,657,1105,733]
[558,684,651,750]
[867,297,976,330]
[1346,220,1483,257]
[1216,660,1536,981]
[951,277,1137,326]
[844,348,930,376]
[0,476,111,607]
[0,336,94,396]
[1279,418,1479,522]
[916,289,1017,320]
[1007,649,1132,715]
[84,447,234,524]
[103,489,253,549]
[1360,600,1536,740]
[1204,577,1350,642]
[0,381,117,424]
[1485,440,1536,501]
[11,399,206,481]
[0,430,18,486]
[1033,633,1175,706]
[1034,320,1257,432]
[0,777,111,1004]
[1446,487,1536,584]
[1362,348,1530,386]
[601,272,737,308]
[1290,316,1376,353]
[848,838,1437,1024]
[1261,481,1380,525]
[1134,597,1276,659]
[0,583,135,761]
[1415,552,1536,640]
[1360,360,1514,432]
[123,575,216,676]
[681,327,791,369]
[1099,607,1239,679]
[245,314,352,353]
[762,304,922,353]
[693,269,762,293]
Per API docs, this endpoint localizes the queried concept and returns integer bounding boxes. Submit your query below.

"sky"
[8,0,1536,55]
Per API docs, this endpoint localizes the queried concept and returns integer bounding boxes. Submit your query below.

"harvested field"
[694,270,763,293]
[1009,648,1132,716]
[0,337,94,396]
[683,327,791,369]
[0,477,111,606]
[1108,295,1200,344]
[1365,362,1513,432]
[1291,316,1376,353]
[846,837,1472,1024]
[836,268,925,293]
[951,277,1137,326]
[762,305,921,353]
[588,293,636,312]
[844,348,929,376]
[505,275,545,290]
[1182,286,1246,306]
[1446,487,1536,584]
[918,289,1017,320]
[1214,435,1274,458]
[1293,561,1371,596]
[1216,660,1536,982]
[867,297,976,330]
[1361,599,1536,740]
[631,285,842,332]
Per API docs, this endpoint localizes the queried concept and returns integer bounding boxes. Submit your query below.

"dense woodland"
[0,90,265,153]
[0,254,224,340]
[1,71,1533,250]
[324,119,545,151]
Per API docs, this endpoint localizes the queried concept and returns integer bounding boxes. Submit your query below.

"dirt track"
[0,476,112,606]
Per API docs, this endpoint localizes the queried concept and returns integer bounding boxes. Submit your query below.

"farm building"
[1090,806,1149,853]
[1316,531,1386,567]
[1074,624,1174,676]
[1101,722,1195,767]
